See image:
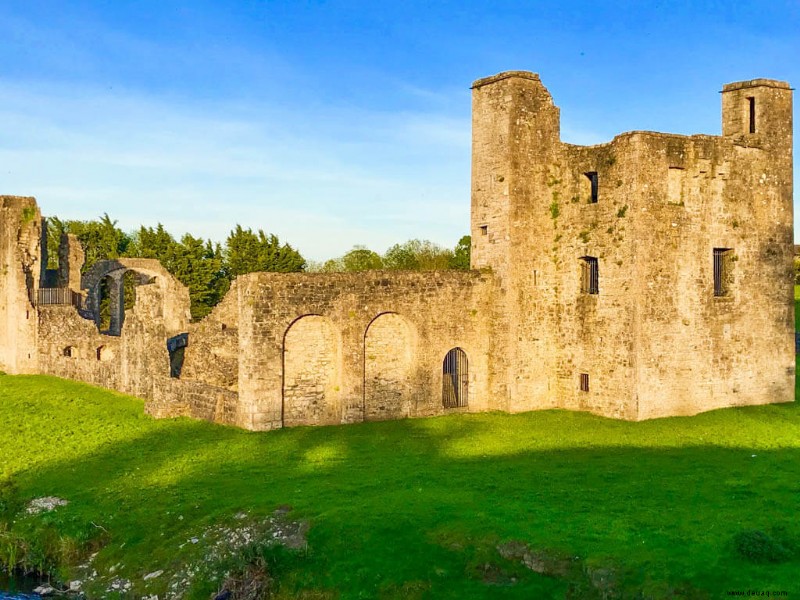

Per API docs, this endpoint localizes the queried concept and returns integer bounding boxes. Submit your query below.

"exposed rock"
[26,496,69,514]
[32,584,55,596]
[144,570,164,581]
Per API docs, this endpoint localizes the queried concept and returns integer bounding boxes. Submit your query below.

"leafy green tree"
[342,246,383,272]
[449,235,471,270]
[383,241,419,270]
[318,258,345,273]
[382,239,452,271]
[224,225,306,277]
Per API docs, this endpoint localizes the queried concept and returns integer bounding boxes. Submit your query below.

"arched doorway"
[282,315,341,427]
[364,312,416,421]
[442,348,468,408]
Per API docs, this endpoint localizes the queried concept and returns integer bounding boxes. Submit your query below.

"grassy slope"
[0,293,796,598]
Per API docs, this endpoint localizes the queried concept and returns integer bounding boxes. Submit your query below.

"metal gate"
[442,347,468,408]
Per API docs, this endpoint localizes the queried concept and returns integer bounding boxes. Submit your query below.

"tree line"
[46,215,471,320]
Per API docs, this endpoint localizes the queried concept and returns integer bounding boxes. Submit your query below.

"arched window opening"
[167,333,189,378]
[442,347,468,408]
[63,346,75,358]
[122,271,138,312]
[97,275,114,333]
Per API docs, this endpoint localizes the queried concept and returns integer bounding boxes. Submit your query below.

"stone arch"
[282,315,342,427]
[363,312,417,421]
[442,347,468,408]
[82,258,191,335]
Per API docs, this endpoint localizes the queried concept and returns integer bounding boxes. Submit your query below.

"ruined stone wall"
[283,315,341,426]
[629,109,793,417]
[149,377,238,425]
[470,72,563,414]
[37,261,192,403]
[0,196,41,375]
[472,71,793,421]
[234,270,496,431]
[180,280,240,391]
[57,233,84,291]
[2,71,793,430]
[364,312,418,421]
[542,138,639,418]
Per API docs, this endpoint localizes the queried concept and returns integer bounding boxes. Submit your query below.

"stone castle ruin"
[0,72,794,429]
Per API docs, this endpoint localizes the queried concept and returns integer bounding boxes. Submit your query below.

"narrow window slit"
[713,248,734,297]
[747,97,756,134]
[580,256,599,294]
[585,172,598,203]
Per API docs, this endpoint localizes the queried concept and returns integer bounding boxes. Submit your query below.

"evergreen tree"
[224,225,306,277]
[45,214,131,272]
[168,234,228,320]
[130,224,178,266]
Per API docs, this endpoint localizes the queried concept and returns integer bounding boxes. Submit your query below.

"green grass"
[2,373,800,599]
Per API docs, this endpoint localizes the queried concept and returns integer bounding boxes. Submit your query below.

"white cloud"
[0,79,470,260]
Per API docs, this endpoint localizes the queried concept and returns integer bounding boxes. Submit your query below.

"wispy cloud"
[0,79,470,260]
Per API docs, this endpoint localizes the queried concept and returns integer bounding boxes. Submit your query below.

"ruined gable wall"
[0,196,41,375]
[180,279,240,391]
[233,270,496,431]
[631,131,793,418]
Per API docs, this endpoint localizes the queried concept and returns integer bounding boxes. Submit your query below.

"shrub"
[733,530,792,563]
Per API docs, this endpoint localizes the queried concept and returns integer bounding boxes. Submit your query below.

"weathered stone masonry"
[0,71,794,429]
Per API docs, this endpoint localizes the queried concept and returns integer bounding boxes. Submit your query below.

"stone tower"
[0,196,42,374]
[471,71,794,419]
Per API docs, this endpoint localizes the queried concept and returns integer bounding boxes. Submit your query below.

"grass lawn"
[1,372,800,599]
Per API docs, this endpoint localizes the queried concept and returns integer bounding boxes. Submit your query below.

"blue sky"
[1,1,798,260]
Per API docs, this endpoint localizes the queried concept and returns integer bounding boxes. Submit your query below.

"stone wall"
[364,312,418,421]
[283,315,341,426]
[234,270,496,430]
[0,196,41,375]
[471,71,794,420]
[180,280,240,390]
[149,376,238,425]
[0,71,793,430]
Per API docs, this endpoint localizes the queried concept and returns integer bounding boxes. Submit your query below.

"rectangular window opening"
[580,256,599,294]
[713,248,734,297]
[584,171,598,203]
[479,225,488,236]
[747,97,756,134]
[580,373,589,392]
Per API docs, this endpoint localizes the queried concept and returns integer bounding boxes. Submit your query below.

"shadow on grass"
[3,395,800,599]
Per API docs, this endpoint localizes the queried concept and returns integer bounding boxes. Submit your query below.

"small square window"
[479,225,488,236]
